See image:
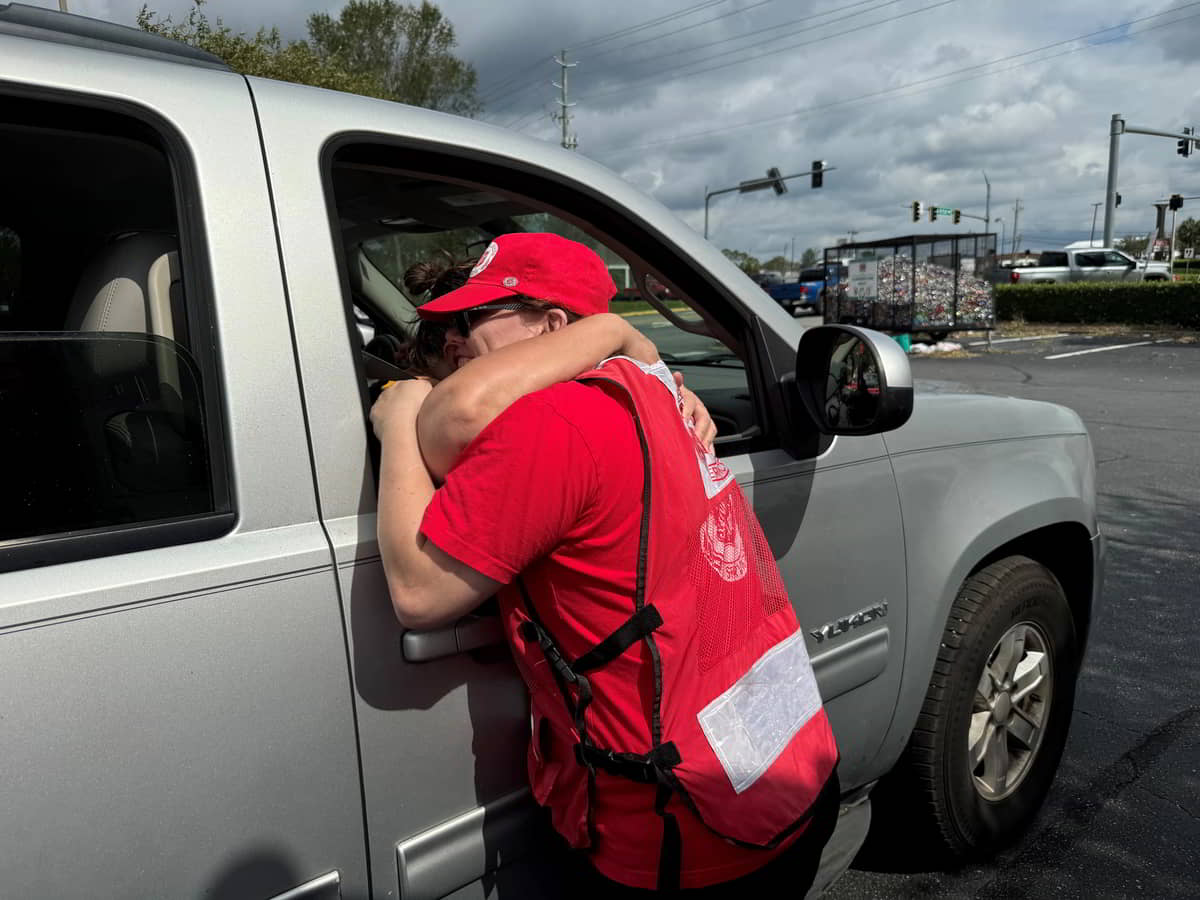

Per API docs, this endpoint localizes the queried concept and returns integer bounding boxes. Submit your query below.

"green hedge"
[995,280,1200,326]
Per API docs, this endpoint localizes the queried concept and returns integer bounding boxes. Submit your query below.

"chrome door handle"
[266,870,340,900]
[402,614,505,662]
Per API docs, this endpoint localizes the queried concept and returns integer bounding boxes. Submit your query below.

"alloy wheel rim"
[968,621,1053,801]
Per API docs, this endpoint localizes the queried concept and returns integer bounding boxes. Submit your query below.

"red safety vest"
[502,357,839,889]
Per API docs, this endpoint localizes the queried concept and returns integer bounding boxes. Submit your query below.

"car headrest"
[65,232,181,338]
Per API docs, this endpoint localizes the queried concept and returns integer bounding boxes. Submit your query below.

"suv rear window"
[1038,252,1068,267]
[799,269,826,282]
[0,96,231,569]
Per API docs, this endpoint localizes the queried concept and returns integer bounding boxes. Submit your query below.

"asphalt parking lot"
[827,330,1200,899]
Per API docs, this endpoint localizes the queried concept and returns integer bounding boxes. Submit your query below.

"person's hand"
[674,371,717,452]
[607,313,660,366]
[370,377,434,442]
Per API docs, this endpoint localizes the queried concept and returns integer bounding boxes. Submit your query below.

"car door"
[1102,250,1137,280]
[251,75,905,899]
[0,37,367,900]
[1074,251,1107,281]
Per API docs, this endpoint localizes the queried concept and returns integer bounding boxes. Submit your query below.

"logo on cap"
[471,242,499,277]
[502,276,519,287]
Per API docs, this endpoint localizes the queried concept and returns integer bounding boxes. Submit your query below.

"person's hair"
[389,250,582,378]
[394,252,476,377]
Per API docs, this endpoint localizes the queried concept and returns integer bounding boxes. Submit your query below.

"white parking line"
[967,333,1069,346]
[1044,340,1170,360]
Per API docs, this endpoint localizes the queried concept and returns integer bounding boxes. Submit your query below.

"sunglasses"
[452,302,531,338]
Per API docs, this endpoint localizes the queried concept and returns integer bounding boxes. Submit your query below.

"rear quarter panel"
[868,401,1098,776]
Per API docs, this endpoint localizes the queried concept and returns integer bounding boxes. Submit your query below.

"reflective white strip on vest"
[696,629,823,794]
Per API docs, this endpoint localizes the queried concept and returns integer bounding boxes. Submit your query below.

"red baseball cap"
[416,232,616,320]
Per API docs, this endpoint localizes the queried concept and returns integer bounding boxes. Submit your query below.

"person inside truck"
[371,233,839,897]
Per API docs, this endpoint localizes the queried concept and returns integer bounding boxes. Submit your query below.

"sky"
[33,0,1200,261]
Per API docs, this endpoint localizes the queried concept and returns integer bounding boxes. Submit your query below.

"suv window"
[799,269,826,283]
[1104,251,1131,265]
[324,146,760,451]
[0,97,230,567]
[1075,252,1105,267]
[1038,251,1068,267]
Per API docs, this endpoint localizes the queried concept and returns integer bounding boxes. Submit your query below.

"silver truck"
[1000,247,1172,284]
[0,5,1104,899]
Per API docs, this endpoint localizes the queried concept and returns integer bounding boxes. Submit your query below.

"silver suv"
[0,6,1103,898]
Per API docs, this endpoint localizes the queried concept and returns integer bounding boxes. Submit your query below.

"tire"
[876,556,1079,863]
[814,291,825,317]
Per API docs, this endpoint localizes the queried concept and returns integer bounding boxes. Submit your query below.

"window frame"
[0,84,235,574]
[318,134,785,459]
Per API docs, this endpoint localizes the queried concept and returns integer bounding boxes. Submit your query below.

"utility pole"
[982,171,991,232]
[552,49,578,151]
[1011,199,1022,257]
[1090,202,1102,246]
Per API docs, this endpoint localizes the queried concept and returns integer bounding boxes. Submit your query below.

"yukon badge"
[810,600,888,643]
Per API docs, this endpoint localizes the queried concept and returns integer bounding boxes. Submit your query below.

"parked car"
[0,6,1104,899]
[767,266,830,315]
[996,248,1171,284]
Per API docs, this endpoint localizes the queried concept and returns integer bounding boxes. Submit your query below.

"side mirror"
[793,325,914,435]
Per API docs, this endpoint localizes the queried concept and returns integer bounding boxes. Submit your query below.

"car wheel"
[814,291,825,317]
[878,556,1078,862]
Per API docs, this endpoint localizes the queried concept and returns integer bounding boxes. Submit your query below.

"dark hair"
[394,253,477,377]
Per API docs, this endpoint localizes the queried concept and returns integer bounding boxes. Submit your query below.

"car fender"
[867,432,1098,777]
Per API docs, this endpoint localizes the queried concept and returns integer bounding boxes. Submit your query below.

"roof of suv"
[0,2,230,71]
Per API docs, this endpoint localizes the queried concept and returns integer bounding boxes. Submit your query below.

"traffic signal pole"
[1103,114,1197,247]
[702,164,835,239]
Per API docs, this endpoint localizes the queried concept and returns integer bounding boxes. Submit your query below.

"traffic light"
[1179,127,1194,158]
[811,160,825,189]
[1169,193,1183,211]
[1115,192,1122,208]
[930,205,938,222]
[911,201,923,222]
[766,167,788,195]
[953,209,962,225]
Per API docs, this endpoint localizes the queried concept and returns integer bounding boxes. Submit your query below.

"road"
[825,332,1200,899]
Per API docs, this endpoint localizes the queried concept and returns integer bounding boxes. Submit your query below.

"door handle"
[266,870,340,900]
[402,614,505,662]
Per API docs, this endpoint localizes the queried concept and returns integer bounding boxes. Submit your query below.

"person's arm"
[416,313,653,480]
[370,378,502,630]
[415,312,716,480]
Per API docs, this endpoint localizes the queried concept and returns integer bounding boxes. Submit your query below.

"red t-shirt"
[420,380,790,889]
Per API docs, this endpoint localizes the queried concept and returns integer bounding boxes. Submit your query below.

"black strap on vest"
[519,372,688,890]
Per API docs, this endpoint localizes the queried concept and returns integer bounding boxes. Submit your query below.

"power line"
[588,0,908,80]
[577,0,960,105]
[596,3,1200,155]
[487,0,899,124]
[571,0,728,49]
[482,0,728,110]
[585,0,777,62]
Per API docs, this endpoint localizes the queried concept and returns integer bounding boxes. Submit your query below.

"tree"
[762,256,790,273]
[137,0,480,116]
[308,1,480,116]
[1176,217,1200,257]
[721,249,761,274]
[800,247,818,267]
[1115,234,1149,257]
[137,1,382,96]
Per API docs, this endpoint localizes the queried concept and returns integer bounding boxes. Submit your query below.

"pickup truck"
[0,5,1104,899]
[1000,248,1172,284]
[768,266,841,315]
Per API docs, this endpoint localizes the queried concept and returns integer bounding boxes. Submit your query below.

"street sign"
[935,206,954,215]
[846,260,879,301]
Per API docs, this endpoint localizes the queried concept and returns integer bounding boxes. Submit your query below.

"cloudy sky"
[32,0,1200,260]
